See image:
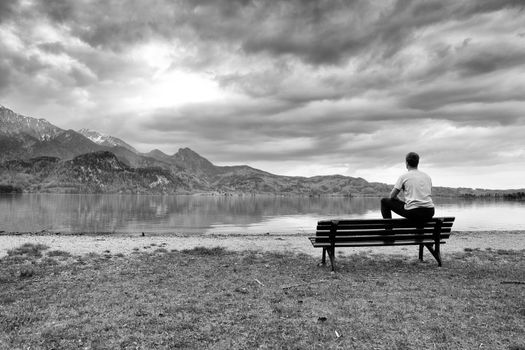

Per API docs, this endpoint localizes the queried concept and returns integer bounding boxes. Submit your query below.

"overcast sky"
[1,0,524,189]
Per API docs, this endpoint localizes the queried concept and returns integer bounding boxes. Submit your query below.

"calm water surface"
[1,194,524,234]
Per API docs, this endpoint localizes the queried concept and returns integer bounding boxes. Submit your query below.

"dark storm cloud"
[417,38,525,80]
[0,39,94,102]
[1,47,47,78]
[37,42,67,55]
[240,1,370,65]
[143,100,302,137]
[38,0,75,23]
[401,85,525,114]
[216,69,347,103]
[454,48,525,77]
[0,0,17,23]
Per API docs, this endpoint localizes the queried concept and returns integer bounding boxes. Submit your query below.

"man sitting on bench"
[381,152,435,221]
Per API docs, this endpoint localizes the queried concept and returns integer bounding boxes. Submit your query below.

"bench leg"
[419,244,424,261]
[424,243,442,267]
[319,247,335,271]
[435,243,442,267]
[327,247,336,272]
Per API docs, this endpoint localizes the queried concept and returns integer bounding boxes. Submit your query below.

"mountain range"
[0,105,522,197]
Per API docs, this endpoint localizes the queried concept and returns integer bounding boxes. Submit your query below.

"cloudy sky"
[1,0,525,189]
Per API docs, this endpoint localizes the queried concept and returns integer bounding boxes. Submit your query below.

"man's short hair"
[406,152,420,168]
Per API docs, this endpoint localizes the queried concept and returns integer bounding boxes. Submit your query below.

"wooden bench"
[308,217,455,272]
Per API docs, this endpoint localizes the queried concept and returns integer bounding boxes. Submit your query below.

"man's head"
[405,152,420,168]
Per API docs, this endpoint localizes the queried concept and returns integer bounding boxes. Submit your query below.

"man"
[381,152,435,221]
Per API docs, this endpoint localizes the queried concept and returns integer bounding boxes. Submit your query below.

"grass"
[6,243,49,258]
[0,244,524,350]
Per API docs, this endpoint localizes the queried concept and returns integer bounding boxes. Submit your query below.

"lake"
[1,194,524,234]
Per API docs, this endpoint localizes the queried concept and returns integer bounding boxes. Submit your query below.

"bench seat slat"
[317,222,454,231]
[316,224,452,231]
[316,226,453,233]
[310,233,450,242]
[315,228,452,235]
[310,241,447,247]
[317,218,455,224]
[317,217,455,226]
[310,237,447,243]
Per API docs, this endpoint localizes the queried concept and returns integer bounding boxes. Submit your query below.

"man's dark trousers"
[381,198,434,221]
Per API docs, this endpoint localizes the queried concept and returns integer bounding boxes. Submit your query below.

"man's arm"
[389,187,400,199]
[391,175,404,200]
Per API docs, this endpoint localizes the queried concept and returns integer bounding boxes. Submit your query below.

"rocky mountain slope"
[1,106,105,161]
[0,152,193,194]
[0,105,62,141]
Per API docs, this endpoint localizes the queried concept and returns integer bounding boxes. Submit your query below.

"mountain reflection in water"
[1,194,524,234]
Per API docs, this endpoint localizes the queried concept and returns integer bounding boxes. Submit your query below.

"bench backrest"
[316,217,455,240]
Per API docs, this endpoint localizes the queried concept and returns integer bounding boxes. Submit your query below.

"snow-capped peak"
[78,128,105,143]
[77,128,138,153]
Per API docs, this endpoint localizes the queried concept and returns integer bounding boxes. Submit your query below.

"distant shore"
[1,230,523,259]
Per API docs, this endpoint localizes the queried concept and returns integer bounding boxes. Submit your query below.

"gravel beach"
[1,231,524,258]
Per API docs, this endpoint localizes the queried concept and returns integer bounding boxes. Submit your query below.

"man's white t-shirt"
[394,169,434,210]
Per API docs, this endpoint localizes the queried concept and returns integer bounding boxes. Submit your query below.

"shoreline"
[1,230,524,259]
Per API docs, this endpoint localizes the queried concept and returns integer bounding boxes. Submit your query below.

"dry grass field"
[1,243,524,349]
